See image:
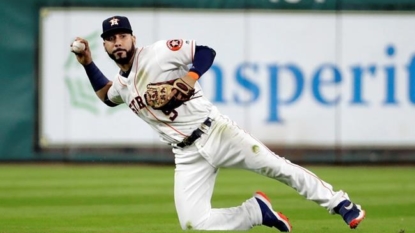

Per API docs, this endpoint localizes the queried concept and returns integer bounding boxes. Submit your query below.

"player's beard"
[107,42,135,65]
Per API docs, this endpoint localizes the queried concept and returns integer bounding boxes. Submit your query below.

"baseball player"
[71,15,365,232]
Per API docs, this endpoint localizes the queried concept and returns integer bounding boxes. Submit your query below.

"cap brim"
[101,28,133,39]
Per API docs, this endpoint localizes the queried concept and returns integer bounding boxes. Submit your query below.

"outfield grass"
[0,164,413,233]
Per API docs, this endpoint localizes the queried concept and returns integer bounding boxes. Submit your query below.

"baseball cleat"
[334,200,366,229]
[254,191,292,232]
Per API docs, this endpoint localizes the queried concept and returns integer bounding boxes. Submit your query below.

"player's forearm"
[181,72,198,87]
[83,62,111,101]
[189,45,216,78]
[182,45,216,87]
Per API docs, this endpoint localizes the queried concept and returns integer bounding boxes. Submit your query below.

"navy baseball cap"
[101,16,133,39]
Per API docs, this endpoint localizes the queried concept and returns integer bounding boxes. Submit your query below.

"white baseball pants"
[173,113,349,230]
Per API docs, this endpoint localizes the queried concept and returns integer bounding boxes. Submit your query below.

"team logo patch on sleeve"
[166,39,183,51]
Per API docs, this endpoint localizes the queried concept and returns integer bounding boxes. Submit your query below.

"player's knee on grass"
[179,217,208,230]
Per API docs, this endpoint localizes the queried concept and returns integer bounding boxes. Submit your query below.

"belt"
[174,117,213,148]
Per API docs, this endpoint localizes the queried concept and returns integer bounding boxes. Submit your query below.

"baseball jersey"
[107,39,217,144]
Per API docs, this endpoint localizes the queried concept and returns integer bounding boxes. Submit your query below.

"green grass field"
[0,164,413,233]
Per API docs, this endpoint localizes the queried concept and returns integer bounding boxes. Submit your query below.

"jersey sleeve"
[107,81,124,105]
[153,39,196,71]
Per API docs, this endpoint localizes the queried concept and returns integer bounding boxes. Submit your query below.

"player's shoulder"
[147,39,195,52]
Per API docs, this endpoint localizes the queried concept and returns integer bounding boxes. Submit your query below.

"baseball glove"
[144,78,195,111]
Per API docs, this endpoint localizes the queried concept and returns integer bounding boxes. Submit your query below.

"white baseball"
[71,40,85,53]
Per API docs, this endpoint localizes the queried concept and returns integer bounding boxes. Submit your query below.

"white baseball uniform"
[106,39,350,230]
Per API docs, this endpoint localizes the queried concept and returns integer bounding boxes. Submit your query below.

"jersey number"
[162,109,178,121]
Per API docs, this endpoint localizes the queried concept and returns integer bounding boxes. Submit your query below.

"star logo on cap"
[109,18,119,26]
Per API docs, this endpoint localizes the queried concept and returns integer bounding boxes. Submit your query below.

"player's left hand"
[144,78,195,111]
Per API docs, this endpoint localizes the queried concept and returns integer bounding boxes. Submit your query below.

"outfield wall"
[1,0,415,163]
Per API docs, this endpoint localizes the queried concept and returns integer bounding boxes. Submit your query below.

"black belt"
[176,117,213,148]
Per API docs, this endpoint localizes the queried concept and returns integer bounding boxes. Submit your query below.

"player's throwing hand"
[70,37,92,66]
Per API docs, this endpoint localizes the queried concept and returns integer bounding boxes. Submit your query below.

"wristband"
[187,71,200,80]
[84,62,110,91]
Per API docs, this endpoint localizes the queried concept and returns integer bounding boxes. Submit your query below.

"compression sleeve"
[189,45,216,78]
[84,62,110,91]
